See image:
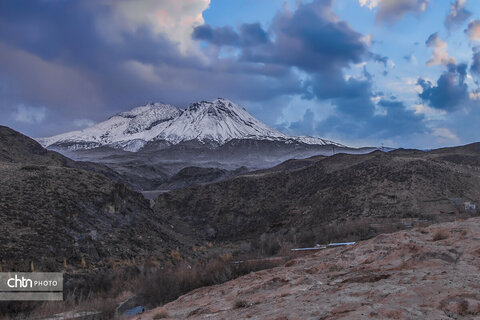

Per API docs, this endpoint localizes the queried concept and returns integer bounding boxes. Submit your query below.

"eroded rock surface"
[137,217,480,319]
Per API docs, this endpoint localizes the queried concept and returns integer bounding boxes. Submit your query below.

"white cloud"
[73,119,95,128]
[361,34,373,46]
[123,60,160,84]
[359,0,380,9]
[433,127,460,144]
[465,19,480,42]
[104,0,210,53]
[412,104,446,119]
[359,0,429,24]
[12,105,46,124]
[469,91,480,100]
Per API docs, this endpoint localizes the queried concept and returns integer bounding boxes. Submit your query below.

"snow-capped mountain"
[38,98,343,152]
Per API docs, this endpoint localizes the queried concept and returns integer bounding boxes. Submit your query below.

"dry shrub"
[407,243,420,253]
[457,299,469,316]
[137,253,283,309]
[433,229,450,241]
[250,233,291,256]
[23,301,70,319]
[233,299,248,309]
[170,250,182,262]
[328,264,343,272]
[220,253,233,262]
[312,217,373,246]
[153,308,169,319]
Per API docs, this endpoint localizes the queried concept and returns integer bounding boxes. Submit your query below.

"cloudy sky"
[1,0,480,148]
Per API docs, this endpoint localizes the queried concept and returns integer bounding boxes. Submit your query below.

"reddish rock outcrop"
[135,217,480,319]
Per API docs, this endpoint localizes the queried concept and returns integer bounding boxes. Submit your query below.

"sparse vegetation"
[4,249,286,319]
[137,253,284,309]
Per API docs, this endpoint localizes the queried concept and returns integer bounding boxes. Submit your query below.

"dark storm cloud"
[195,0,368,74]
[370,53,389,68]
[195,0,371,108]
[288,109,316,136]
[470,47,480,76]
[192,25,240,46]
[244,2,367,73]
[374,99,426,136]
[239,23,269,46]
[417,63,469,111]
[316,98,426,140]
[193,0,425,139]
[192,23,268,46]
[445,0,471,31]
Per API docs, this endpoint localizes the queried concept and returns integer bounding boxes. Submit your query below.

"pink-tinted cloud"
[359,0,429,24]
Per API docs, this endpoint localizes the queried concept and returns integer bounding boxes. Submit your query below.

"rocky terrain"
[0,126,192,273]
[136,217,480,319]
[154,145,480,243]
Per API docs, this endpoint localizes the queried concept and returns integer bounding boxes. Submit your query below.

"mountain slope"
[154,146,480,242]
[37,102,182,151]
[139,217,480,320]
[0,126,192,272]
[0,125,132,185]
[37,98,343,152]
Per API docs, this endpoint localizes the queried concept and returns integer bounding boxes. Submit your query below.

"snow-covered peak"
[159,98,287,144]
[117,102,179,119]
[37,102,182,151]
[120,103,181,135]
[37,99,344,151]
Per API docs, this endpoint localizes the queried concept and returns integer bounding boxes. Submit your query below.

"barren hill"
[154,146,480,243]
[137,217,480,319]
[0,126,190,272]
